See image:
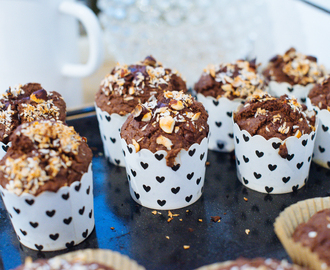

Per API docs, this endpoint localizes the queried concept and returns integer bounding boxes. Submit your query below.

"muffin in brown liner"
[274,197,330,270]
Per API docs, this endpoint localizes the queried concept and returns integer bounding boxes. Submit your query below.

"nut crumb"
[179,219,183,221]
[211,216,221,222]
[166,236,170,239]
[110,227,115,230]
[152,210,157,215]
[183,245,190,250]
[245,229,250,235]
[205,161,210,166]
[198,219,203,222]
[244,197,248,202]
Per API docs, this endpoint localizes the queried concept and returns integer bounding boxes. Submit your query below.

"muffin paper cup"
[274,197,330,270]
[52,248,145,270]
[120,136,208,210]
[0,164,94,251]
[195,260,234,270]
[0,141,10,160]
[95,105,128,167]
[267,81,314,104]
[233,122,317,194]
[197,94,243,152]
[306,98,330,169]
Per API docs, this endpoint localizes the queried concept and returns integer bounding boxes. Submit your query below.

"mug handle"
[59,1,104,77]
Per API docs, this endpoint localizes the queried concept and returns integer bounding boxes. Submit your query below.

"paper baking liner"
[233,122,316,194]
[0,141,10,160]
[120,136,208,210]
[306,98,330,169]
[267,81,314,104]
[0,165,94,251]
[197,94,243,152]
[54,248,145,270]
[95,105,128,167]
[274,197,330,270]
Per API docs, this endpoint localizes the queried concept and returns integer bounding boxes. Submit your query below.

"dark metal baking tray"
[1,112,330,270]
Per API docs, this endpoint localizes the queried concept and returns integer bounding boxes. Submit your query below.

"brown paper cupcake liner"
[274,197,330,270]
[54,249,146,270]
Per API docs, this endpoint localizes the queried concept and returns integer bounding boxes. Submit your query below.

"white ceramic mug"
[0,0,103,108]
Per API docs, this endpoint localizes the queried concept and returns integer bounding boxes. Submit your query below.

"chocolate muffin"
[0,120,94,251]
[292,209,330,266]
[263,48,325,86]
[194,59,264,99]
[197,257,307,270]
[120,91,209,209]
[233,92,317,194]
[0,83,66,144]
[308,75,330,110]
[95,56,187,116]
[121,91,209,167]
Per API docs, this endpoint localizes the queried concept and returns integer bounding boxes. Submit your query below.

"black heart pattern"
[127,175,131,181]
[236,159,240,166]
[2,145,8,152]
[185,195,193,202]
[82,229,88,238]
[89,210,93,219]
[300,98,306,103]
[297,162,303,169]
[255,150,264,158]
[265,186,274,193]
[228,133,234,139]
[122,150,126,157]
[86,186,90,195]
[0,191,4,197]
[46,210,55,217]
[105,115,111,122]
[115,159,120,165]
[287,87,294,92]
[308,156,311,162]
[49,233,59,241]
[200,153,205,160]
[35,244,43,251]
[66,241,75,248]
[213,100,219,106]
[134,192,140,200]
[62,193,70,200]
[322,125,329,132]
[172,164,180,171]
[187,172,194,180]
[140,162,148,169]
[302,140,307,146]
[292,185,299,192]
[63,217,72,225]
[319,146,325,153]
[287,154,294,161]
[243,155,249,163]
[243,134,249,142]
[131,169,137,177]
[157,200,166,206]
[75,183,81,192]
[282,176,291,183]
[127,146,133,154]
[196,177,201,185]
[110,138,116,143]
[217,143,224,149]
[155,154,164,160]
[215,122,222,127]
[254,172,261,179]
[189,149,196,156]
[30,222,39,228]
[226,112,232,117]
[143,185,151,192]
[103,135,106,141]
[243,177,249,184]
[25,199,34,206]
[272,142,281,149]
[20,229,27,236]
[268,164,277,171]
[312,133,315,140]
[236,137,239,144]
[171,187,180,194]
[99,114,102,120]
[13,207,20,214]
[156,176,165,183]
[79,206,85,215]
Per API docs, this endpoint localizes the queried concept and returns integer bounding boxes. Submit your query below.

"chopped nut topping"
[159,115,175,133]
[142,112,152,122]
[156,135,173,150]
[132,139,140,152]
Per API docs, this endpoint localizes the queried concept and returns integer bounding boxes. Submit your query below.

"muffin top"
[308,75,330,110]
[207,257,306,270]
[292,208,330,266]
[0,120,92,196]
[120,91,209,167]
[0,83,66,144]
[95,56,187,116]
[263,48,325,86]
[194,59,264,100]
[15,257,114,270]
[234,92,316,141]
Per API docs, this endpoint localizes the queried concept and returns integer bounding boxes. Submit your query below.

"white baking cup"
[267,81,314,104]
[0,141,10,160]
[197,93,242,152]
[95,105,128,167]
[0,165,94,251]
[306,99,330,169]
[120,136,208,210]
[233,122,317,194]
